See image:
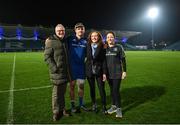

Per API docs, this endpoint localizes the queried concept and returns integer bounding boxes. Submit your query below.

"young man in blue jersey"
[67,22,88,112]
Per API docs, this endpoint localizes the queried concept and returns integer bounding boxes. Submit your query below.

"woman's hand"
[121,72,127,80]
[103,74,107,82]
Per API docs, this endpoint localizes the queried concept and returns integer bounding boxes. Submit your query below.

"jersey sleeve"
[119,44,127,72]
[120,45,126,58]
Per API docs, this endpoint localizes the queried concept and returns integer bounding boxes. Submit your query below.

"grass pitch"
[0,51,180,124]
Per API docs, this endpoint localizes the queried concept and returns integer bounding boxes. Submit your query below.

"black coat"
[85,43,106,77]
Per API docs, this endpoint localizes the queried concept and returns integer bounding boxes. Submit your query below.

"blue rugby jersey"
[67,35,87,80]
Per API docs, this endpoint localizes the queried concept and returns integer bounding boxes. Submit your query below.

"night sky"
[0,0,180,43]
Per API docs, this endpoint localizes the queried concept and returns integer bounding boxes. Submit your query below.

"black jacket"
[85,43,106,77]
[105,44,126,79]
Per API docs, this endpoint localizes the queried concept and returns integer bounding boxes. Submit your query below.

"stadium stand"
[0,24,141,52]
[163,41,180,51]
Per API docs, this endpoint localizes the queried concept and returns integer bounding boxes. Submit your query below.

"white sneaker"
[107,105,117,114]
[116,108,122,118]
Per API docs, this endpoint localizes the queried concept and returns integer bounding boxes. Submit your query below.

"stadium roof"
[102,30,142,38]
[0,24,142,40]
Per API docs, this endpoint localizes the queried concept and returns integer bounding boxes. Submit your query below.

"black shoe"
[80,105,89,112]
[74,106,81,113]
[92,104,98,113]
[63,109,70,117]
[71,107,77,113]
[53,114,59,121]
[102,106,107,114]
[53,111,63,121]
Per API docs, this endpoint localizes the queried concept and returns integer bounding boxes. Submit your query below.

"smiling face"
[88,31,103,46]
[55,24,65,39]
[106,32,115,46]
[91,32,99,43]
[75,26,85,39]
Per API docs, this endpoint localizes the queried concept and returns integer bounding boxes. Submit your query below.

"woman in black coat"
[86,31,107,114]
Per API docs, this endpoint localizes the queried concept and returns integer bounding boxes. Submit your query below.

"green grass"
[0,51,180,124]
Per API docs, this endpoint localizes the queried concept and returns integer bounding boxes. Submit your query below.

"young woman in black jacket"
[104,31,127,118]
[86,31,107,114]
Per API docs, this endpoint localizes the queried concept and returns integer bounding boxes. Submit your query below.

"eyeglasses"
[57,30,65,32]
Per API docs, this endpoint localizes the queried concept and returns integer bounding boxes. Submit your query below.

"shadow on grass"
[121,85,166,113]
[61,85,166,124]
[86,85,166,113]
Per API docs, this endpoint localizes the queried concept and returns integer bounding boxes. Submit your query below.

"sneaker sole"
[107,110,117,114]
[116,115,123,118]
[71,110,77,113]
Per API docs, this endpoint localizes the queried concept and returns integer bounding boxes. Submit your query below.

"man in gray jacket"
[44,24,71,121]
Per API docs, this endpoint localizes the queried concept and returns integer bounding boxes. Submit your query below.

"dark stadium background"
[0,0,180,44]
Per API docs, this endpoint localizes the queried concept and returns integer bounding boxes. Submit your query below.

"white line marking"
[7,54,16,124]
[0,85,52,93]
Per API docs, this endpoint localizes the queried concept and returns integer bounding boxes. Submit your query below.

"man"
[44,24,70,121]
[67,22,88,112]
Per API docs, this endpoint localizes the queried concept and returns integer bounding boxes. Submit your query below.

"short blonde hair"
[55,24,65,31]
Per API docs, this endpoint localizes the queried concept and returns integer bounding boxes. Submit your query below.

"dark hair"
[106,31,116,38]
[104,31,116,48]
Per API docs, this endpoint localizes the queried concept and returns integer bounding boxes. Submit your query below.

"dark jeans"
[108,79,121,108]
[87,75,106,106]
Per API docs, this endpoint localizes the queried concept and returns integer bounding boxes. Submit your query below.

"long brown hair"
[87,31,104,47]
